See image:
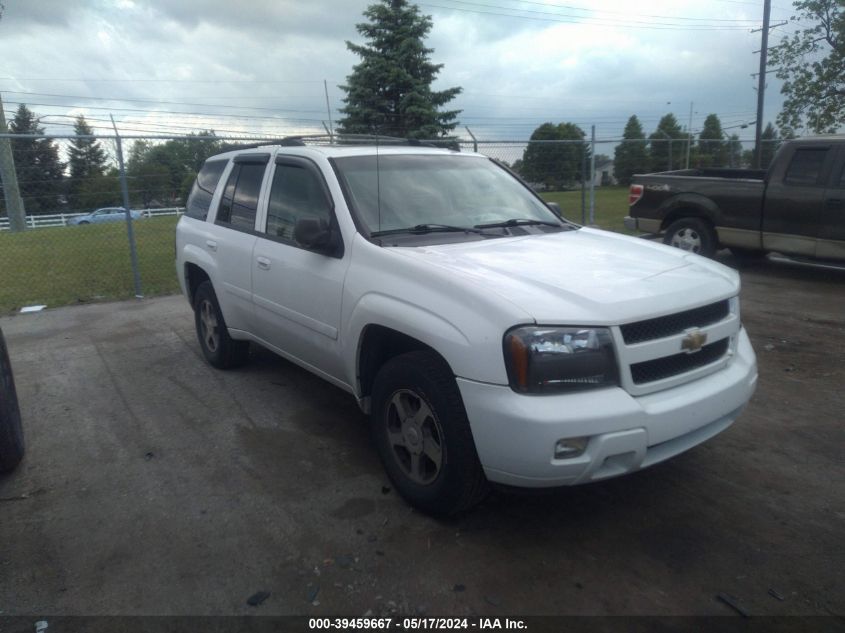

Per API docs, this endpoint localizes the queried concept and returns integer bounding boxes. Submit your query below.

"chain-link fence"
[0,133,783,314]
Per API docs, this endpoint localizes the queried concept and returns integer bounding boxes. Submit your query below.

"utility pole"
[589,125,596,225]
[324,80,334,143]
[753,0,772,169]
[0,93,26,232]
[686,101,694,169]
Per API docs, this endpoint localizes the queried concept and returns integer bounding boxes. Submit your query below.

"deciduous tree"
[770,0,844,132]
[520,122,589,190]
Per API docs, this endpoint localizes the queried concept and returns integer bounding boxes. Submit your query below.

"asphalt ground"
[0,253,843,620]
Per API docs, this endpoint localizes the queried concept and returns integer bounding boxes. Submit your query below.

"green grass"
[542,186,632,234]
[1,216,180,314]
[0,189,634,314]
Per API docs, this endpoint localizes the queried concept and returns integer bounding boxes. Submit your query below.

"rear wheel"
[371,351,489,516]
[193,281,250,369]
[663,217,718,258]
[0,329,24,473]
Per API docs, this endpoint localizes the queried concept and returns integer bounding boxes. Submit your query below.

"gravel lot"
[0,253,843,618]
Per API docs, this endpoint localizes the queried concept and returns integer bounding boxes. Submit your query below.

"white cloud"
[0,0,791,141]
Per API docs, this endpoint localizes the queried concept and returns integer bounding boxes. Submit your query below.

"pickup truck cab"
[625,135,845,262]
[176,138,757,515]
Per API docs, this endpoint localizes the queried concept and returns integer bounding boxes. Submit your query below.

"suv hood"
[389,228,739,325]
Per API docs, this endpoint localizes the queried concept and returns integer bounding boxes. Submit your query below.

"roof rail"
[245,133,462,151]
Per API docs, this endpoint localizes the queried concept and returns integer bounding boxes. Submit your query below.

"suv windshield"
[333,154,565,236]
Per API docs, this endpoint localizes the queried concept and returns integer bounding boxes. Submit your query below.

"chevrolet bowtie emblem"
[681,330,708,353]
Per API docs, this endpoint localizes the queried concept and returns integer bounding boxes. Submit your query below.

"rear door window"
[216,161,267,231]
[186,159,228,220]
[784,148,829,186]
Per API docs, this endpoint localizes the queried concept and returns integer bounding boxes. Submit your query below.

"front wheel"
[663,217,718,258]
[370,351,489,516]
[193,281,250,369]
[0,329,24,473]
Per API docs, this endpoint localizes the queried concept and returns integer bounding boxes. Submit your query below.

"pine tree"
[338,0,461,139]
[67,115,108,210]
[697,114,727,167]
[614,115,649,185]
[755,123,781,168]
[8,104,64,214]
[648,114,684,172]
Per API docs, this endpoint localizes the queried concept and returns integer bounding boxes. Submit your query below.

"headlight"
[503,326,618,394]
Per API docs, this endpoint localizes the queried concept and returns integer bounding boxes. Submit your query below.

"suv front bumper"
[457,328,757,487]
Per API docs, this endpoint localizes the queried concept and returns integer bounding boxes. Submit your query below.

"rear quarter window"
[185,159,228,220]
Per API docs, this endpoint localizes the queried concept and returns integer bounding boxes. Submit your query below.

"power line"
[473,0,767,23]
[1,91,329,115]
[419,0,763,30]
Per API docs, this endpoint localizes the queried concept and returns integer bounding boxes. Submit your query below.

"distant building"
[593,157,617,186]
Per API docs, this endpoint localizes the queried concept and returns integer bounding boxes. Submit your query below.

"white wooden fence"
[0,207,185,231]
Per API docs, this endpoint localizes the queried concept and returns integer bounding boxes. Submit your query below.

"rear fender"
[659,194,720,229]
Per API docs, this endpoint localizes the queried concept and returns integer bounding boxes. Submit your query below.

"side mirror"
[546,201,562,217]
[294,217,333,252]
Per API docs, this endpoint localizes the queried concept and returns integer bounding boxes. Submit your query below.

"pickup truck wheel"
[193,281,249,369]
[371,351,489,516]
[663,218,717,258]
[0,329,24,473]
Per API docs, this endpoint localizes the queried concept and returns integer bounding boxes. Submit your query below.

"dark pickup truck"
[624,135,845,262]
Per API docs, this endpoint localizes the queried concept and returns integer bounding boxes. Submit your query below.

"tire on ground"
[0,328,25,474]
[663,217,718,258]
[370,350,489,516]
[193,280,250,369]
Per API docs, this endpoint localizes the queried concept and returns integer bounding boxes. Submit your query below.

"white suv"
[176,138,757,516]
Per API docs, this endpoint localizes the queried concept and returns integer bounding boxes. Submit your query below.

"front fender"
[344,292,508,395]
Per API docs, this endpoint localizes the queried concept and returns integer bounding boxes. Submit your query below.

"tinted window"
[186,159,227,220]
[265,164,332,243]
[216,162,266,230]
[784,149,828,186]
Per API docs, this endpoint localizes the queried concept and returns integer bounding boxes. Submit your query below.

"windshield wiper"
[371,223,485,237]
[473,218,563,229]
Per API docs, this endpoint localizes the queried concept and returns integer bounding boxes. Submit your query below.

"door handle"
[256,256,271,271]
[205,239,218,251]
[826,198,844,209]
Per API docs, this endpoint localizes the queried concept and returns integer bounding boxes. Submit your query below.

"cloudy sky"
[0,0,799,146]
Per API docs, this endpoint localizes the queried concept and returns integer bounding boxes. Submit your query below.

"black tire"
[0,329,24,474]
[371,350,489,516]
[193,280,250,369]
[663,217,718,258]
[78,221,90,225]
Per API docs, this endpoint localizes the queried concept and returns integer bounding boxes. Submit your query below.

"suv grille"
[630,339,729,384]
[620,300,730,344]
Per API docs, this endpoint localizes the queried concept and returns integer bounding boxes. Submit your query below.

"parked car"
[68,207,143,225]
[625,135,845,262]
[0,327,24,473]
[175,138,757,516]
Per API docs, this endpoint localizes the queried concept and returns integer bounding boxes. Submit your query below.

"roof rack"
[228,134,462,151]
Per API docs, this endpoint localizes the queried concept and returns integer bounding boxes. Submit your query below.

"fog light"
[554,437,589,459]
